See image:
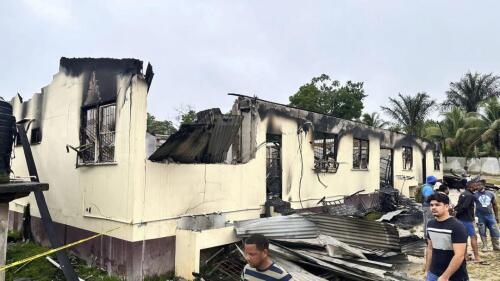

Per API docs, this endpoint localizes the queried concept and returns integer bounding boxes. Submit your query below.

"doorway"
[266,134,282,199]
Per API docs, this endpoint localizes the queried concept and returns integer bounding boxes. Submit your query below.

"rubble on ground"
[198,188,426,281]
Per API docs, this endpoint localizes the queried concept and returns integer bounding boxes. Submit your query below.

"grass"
[6,231,122,281]
[6,231,182,281]
[488,178,500,185]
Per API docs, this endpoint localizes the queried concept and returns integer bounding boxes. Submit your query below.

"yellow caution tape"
[0,226,120,272]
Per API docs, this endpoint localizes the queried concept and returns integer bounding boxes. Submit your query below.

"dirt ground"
[401,188,500,281]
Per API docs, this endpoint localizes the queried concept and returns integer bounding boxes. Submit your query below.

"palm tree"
[442,107,468,156]
[381,92,436,136]
[361,112,388,128]
[444,72,500,112]
[462,98,500,158]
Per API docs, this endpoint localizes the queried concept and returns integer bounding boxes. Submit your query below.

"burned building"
[8,58,442,280]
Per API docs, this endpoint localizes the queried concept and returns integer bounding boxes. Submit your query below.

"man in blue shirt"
[474,180,500,251]
[422,176,437,235]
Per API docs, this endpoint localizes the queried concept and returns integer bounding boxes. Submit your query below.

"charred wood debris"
[196,188,427,281]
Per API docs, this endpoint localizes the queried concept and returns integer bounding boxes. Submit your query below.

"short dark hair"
[244,234,269,251]
[427,192,450,205]
[438,184,449,192]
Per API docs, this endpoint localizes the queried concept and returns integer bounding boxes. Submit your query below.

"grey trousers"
[423,206,434,237]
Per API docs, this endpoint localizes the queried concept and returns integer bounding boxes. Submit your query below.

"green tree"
[444,72,500,112]
[422,118,460,159]
[430,102,500,158]
[176,105,197,125]
[147,113,177,135]
[461,98,500,157]
[361,112,388,128]
[440,107,468,156]
[381,92,436,136]
[289,74,367,120]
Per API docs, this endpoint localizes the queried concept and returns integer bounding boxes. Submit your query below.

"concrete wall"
[9,70,147,241]
[444,157,500,176]
[271,116,382,208]
[8,60,152,280]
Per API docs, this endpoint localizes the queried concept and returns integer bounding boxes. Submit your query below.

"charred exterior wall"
[9,57,156,280]
[232,95,443,203]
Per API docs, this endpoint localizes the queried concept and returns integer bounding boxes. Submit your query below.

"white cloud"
[22,0,72,25]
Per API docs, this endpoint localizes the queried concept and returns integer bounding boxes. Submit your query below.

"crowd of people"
[422,176,499,281]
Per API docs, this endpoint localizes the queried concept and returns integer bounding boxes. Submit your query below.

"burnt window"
[79,103,116,164]
[402,146,413,170]
[313,133,338,173]
[433,150,441,170]
[266,134,282,198]
[353,138,369,169]
[30,128,42,144]
[15,132,22,146]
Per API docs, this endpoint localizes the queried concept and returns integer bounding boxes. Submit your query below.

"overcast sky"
[1,0,500,124]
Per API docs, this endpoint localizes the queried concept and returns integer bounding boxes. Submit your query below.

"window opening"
[266,134,282,199]
[403,146,413,170]
[433,150,441,170]
[79,103,116,164]
[353,138,369,169]
[30,128,42,144]
[313,133,338,173]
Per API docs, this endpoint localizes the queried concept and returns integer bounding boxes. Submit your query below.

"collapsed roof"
[149,108,242,163]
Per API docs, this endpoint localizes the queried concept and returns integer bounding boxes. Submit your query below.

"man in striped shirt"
[241,234,293,281]
[425,193,469,281]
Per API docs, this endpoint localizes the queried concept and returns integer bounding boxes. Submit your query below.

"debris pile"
[201,214,419,281]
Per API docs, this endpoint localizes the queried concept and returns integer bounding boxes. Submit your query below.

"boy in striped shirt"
[241,234,293,281]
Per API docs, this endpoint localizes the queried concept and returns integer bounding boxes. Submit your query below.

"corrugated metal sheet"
[234,215,319,239]
[205,115,242,162]
[148,124,210,162]
[304,214,401,252]
[148,113,242,163]
[273,256,328,281]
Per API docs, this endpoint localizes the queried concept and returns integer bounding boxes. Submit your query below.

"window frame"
[402,146,413,170]
[313,133,339,173]
[30,127,42,144]
[433,150,441,171]
[352,138,369,170]
[78,102,117,165]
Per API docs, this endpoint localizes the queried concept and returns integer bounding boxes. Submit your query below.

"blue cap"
[426,175,437,184]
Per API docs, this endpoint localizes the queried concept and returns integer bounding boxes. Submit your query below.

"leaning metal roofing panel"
[148,124,210,162]
[205,115,242,162]
[234,215,319,239]
[304,214,401,252]
[148,115,241,163]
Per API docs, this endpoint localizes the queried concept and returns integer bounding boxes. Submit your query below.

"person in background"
[474,179,500,251]
[454,180,482,263]
[241,234,293,281]
[422,176,437,235]
[425,192,468,281]
[438,184,449,195]
[438,184,455,216]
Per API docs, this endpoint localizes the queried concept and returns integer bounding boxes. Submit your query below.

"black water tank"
[0,100,16,183]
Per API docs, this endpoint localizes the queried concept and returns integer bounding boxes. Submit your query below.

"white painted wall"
[444,157,500,176]
[9,70,148,241]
